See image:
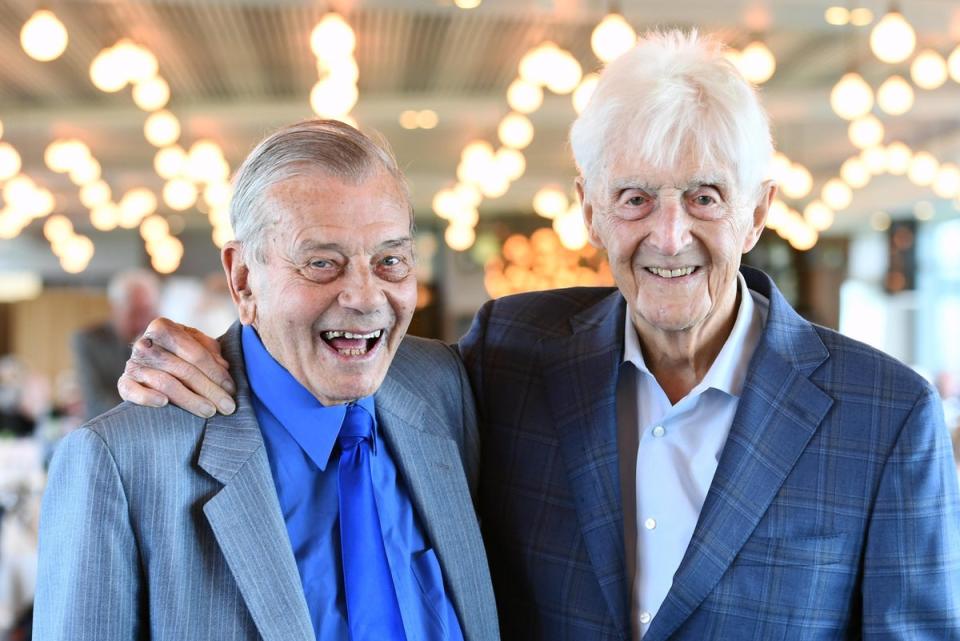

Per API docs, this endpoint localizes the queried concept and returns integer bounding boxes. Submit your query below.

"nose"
[337,265,387,314]
[646,193,692,256]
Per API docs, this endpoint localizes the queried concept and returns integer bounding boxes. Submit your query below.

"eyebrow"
[294,236,413,255]
[608,175,729,194]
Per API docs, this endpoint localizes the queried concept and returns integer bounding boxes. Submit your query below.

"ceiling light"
[133,76,171,111]
[738,40,776,84]
[68,158,101,186]
[822,177,853,210]
[932,163,960,199]
[841,156,871,188]
[498,113,534,150]
[803,200,835,231]
[876,75,914,115]
[507,79,544,114]
[115,40,158,85]
[848,114,884,149]
[780,163,813,199]
[454,0,482,9]
[544,50,582,95]
[849,8,874,26]
[825,7,849,26]
[445,224,476,251]
[399,110,418,129]
[553,205,589,251]
[139,215,170,243]
[910,49,948,90]
[310,13,356,60]
[870,210,891,231]
[533,186,569,219]
[120,188,158,223]
[154,145,186,179]
[90,203,119,231]
[310,78,358,118]
[860,146,888,174]
[163,178,198,211]
[79,180,111,209]
[907,151,939,186]
[59,235,95,274]
[591,13,636,63]
[20,10,68,62]
[43,214,73,245]
[478,172,510,199]
[90,47,126,92]
[518,42,559,87]
[870,10,916,64]
[416,110,438,129]
[913,200,935,220]
[495,147,526,181]
[949,45,960,83]
[0,143,22,181]
[884,141,912,175]
[144,110,181,147]
[830,72,874,120]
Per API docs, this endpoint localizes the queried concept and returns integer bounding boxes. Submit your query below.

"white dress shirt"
[617,272,769,639]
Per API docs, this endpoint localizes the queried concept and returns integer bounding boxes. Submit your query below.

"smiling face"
[581,146,773,348]
[225,169,416,406]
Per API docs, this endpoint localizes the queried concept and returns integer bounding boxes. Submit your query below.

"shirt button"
[652,425,666,437]
[640,611,652,624]
[644,517,657,530]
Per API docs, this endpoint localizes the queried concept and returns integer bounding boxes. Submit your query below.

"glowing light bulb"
[907,151,939,186]
[80,180,111,209]
[553,205,589,250]
[20,10,68,62]
[910,49,948,90]
[591,13,636,63]
[310,78,359,118]
[870,10,916,64]
[43,214,73,245]
[533,186,569,219]
[163,178,198,211]
[0,143,22,181]
[841,157,871,188]
[89,47,126,92]
[933,163,960,199]
[861,146,888,174]
[949,45,960,83]
[506,79,543,114]
[738,40,776,84]
[803,200,835,231]
[877,75,914,115]
[90,203,119,231]
[885,141,913,175]
[445,224,476,251]
[68,158,101,186]
[495,147,526,181]
[154,145,186,179]
[848,114,884,149]
[821,177,853,211]
[133,76,171,111]
[310,13,356,60]
[498,113,534,150]
[780,163,813,200]
[544,49,582,95]
[830,72,873,120]
[144,110,181,147]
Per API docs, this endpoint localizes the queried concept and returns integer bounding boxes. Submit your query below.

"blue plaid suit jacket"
[460,265,960,641]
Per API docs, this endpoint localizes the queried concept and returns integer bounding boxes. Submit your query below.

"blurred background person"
[70,270,160,421]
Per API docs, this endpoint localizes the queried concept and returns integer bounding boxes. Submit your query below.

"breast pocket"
[735,532,850,567]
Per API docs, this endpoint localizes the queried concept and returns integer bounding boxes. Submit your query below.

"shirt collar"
[241,324,377,470]
[622,271,763,398]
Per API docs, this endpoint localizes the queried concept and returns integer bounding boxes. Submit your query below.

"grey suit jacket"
[34,323,499,641]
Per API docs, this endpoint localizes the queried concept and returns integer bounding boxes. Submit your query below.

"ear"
[576,177,604,248]
[742,180,776,253]
[222,241,257,326]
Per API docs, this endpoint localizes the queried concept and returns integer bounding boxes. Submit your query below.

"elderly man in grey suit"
[34,120,498,641]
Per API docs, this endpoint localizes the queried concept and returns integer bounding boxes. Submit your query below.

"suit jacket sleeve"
[33,427,145,640]
[862,384,960,638]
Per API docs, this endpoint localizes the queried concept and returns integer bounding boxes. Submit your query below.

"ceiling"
[2,0,960,238]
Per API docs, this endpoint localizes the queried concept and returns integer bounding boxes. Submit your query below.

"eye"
[310,259,333,269]
[381,255,401,267]
[626,195,647,206]
[693,194,715,206]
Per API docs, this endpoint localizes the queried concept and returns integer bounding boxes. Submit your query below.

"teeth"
[323,329,382,340]
[647,266,695,279]
[338,347,368,356]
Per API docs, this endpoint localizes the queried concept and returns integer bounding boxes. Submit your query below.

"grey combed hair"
[229,118,413,262]
[570,30,774,200]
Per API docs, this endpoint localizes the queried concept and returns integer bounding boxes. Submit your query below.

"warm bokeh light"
[780,163,813,200]
[841,156,871,188]
[0,143,22,181]
[154,145,187,179]
[553,204,589,250]
[310,13,356,60]
[68,158,101,186]
[738,40,776,84]
[20,10,68,62]
[445,223,476,251]
[89,47,126,93]
[870,10,916,64]
[533,186,569,219]
[876,75,914,115]
[43,214,73,246]
[932,163,960,199]
[79,180,112,209]
[90,203,120,231]
[133,76,171,111]
[310,78,359,118]
[572,73,599,114]
[507,79,544,114]
[910,49,948,90]
[848,114,884,149]
[162,178,199,211]
[907,151,939,186]
[120,188,158,223]
[495,147,526,181]
[822,177,853,210]
[949,45,960,83]
[591,13,637,63]
[830,72,873,120]
[498,113,534,149]
[144,110,181,147]
[860,145,888,174]
[803,200,835,231]
[885,141,913,175]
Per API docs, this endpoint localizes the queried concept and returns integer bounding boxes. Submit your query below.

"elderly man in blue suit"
[34,120,498,641]
[115,31,960,640]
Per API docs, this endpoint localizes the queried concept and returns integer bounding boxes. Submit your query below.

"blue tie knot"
[338,404,374,450]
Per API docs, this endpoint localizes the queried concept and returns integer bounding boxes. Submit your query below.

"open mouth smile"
[645,266,699,279]
[320,329,385,358]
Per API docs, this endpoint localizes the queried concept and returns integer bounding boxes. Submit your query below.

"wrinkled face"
[234,170,416,406]
[581,147,770,345]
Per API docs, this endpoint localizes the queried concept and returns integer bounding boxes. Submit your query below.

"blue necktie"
[338,404,407,641]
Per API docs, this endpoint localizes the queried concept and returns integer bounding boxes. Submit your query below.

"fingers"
[128,336,236,417]
[121,361,220,418]
[140,318,235,395]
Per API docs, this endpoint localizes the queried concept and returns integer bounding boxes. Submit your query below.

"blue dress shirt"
[241,325,464,641]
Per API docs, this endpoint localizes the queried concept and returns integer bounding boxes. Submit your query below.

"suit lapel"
[540,292,631,640]
[644,268,834,641]
[375,374,496,641]
[198,324,314,641]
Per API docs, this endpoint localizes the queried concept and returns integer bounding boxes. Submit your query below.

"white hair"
[230,118,412,263]
[570,29,773,199]
[107,269,160,306]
